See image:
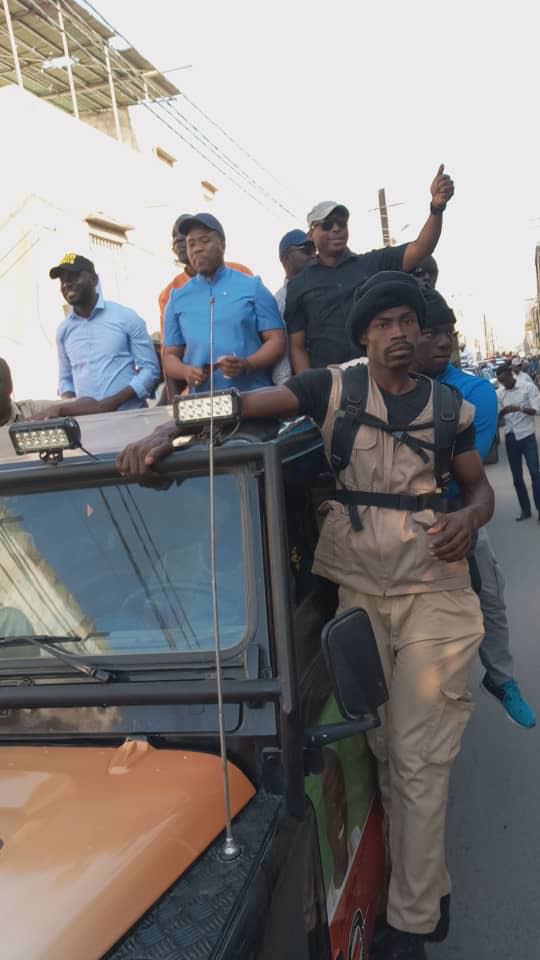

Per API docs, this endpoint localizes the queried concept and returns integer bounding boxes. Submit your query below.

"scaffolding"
[0,0,178,122]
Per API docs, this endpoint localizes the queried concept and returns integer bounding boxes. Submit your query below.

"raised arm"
[402,165,455,273]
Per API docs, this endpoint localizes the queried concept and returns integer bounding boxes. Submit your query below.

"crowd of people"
[1,165,540,960]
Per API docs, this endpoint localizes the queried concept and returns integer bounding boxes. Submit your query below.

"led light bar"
[173,389,241,428]
[9,417,82,456]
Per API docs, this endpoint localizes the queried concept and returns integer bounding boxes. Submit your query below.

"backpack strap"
[329,364,369,473]
[431,380,462,490]
[327,371,463,531]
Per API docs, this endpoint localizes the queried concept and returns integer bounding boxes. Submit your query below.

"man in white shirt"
[497,363,540,521]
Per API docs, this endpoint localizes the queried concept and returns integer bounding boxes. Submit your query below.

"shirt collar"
[312,248,356,269]
[194,264,227,285]
[68,291,105,321]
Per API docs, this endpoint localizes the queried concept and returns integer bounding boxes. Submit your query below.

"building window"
[85,215,131,249]
[154,146,177,167]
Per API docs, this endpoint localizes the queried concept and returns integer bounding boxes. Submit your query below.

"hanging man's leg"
[340,586,483,937]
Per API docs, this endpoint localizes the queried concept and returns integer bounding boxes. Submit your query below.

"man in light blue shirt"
[163,213,285,393]
[415,288,535,729]
[51,253,159,412]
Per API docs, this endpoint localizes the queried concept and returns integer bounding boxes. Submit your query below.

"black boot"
[425,892,451,942]
[371,894,450,954]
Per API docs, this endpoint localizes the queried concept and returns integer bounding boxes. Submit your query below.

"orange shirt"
[158,262,253,340]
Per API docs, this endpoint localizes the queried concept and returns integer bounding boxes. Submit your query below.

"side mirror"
[322,607,388,720]
[304,608,388,755]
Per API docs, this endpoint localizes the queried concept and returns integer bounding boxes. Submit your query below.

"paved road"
[430,435,540,959]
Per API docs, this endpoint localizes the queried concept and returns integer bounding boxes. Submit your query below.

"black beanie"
[348,271,427,345]
[422,287,456,329]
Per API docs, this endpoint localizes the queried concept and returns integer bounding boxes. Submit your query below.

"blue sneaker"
[482,674,537,728]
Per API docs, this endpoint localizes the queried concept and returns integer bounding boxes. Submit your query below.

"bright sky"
[95,0,540,353]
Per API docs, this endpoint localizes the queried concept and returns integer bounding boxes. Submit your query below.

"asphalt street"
[430,433,540,960]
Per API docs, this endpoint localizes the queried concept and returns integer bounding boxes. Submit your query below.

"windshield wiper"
[0,635,114,682]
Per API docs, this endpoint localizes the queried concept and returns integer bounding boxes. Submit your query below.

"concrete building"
[0,0,291,400]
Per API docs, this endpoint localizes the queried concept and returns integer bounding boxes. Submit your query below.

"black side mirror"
[322,607,388,720]
[305,608,388,755]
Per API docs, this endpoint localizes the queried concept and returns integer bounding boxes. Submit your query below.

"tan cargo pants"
[338,586,483,935]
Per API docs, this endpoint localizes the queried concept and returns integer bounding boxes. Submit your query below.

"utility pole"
[378,188,391,247]
[369,190,404,247]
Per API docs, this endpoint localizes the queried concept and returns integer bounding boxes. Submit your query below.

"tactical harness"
[329,365,462,531]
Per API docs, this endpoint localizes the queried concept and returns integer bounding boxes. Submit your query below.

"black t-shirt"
[284,246,407,368]
[285,366,475,456]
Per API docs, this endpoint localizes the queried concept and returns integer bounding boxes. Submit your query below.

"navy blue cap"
[279,229,312,259]
[179,213,225,239]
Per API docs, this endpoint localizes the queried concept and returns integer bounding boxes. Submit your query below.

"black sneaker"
[371,895,450,954]
[381,927,426,959]
[515,512,531,521]
[424,892,451,942]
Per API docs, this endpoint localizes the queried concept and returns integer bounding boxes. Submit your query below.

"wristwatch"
[430,202,446,215]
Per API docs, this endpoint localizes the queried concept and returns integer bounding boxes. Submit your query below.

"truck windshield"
[0,474,248,659]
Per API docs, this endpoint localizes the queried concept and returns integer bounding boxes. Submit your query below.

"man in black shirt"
[286,165,454,372]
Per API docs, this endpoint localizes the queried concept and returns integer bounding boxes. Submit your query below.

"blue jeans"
[505,431,540,515]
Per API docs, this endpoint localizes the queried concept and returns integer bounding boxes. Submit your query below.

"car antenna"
[208,292,241,862]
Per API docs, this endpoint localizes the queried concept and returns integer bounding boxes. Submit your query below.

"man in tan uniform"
[117,272,494,960]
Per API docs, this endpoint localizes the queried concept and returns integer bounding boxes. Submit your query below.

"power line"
[76,0,295,200]
[41,0,300,217]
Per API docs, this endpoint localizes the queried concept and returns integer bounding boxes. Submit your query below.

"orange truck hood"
[0,741,255,959]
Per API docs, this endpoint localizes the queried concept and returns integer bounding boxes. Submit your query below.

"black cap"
[178,213,225,239]
[49,253,95,279]
[348,271,427,343]
[423,288,456,329]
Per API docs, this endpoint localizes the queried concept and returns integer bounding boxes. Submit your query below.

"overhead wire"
[71,0,298,213]
[29,0,299,217]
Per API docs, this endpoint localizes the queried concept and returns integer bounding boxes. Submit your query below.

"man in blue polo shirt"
[52,253,159,411]
[163,213,285,393]
[415,289,535,728]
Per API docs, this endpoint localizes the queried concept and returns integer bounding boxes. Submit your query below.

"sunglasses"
[315,216,348,232]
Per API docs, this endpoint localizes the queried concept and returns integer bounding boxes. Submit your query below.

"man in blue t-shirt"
[163,213,285,393]
[415,289,535,728]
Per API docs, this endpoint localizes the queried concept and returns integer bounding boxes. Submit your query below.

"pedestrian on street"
[285,164,454,373]
[496,363,540,522]
[52,253,159,412]
[415,289,536,728]
[163,214,285,393]
[117,271,494,960]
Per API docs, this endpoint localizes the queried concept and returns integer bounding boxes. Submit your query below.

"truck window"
[0,473,249,658]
